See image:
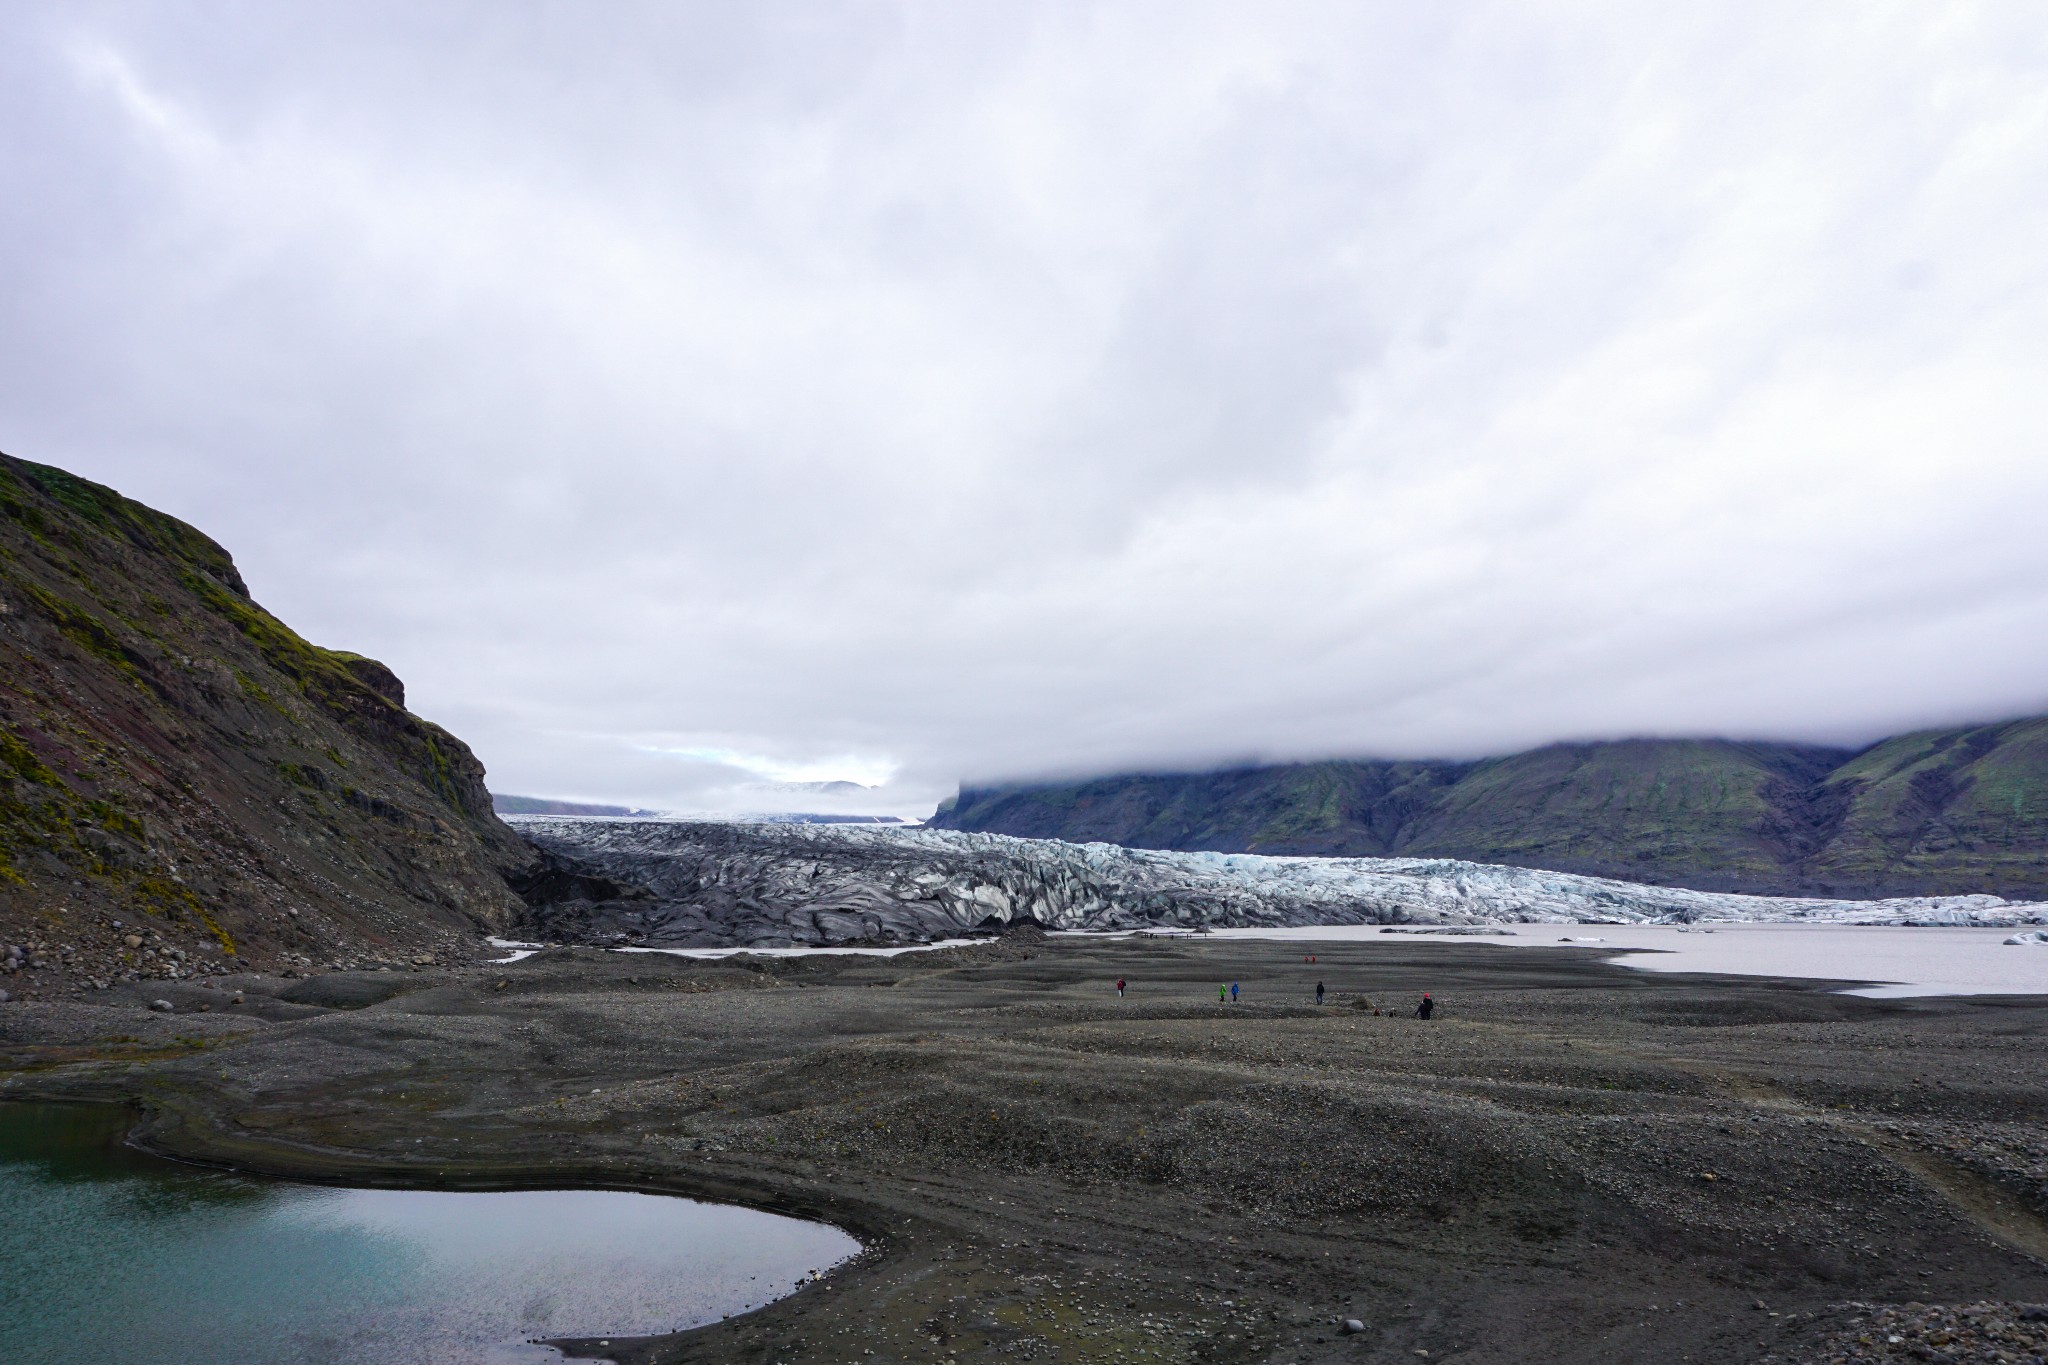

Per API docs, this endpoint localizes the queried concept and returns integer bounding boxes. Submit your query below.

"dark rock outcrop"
[0,453,532,988]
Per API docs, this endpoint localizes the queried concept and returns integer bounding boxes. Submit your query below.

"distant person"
[1230,981,1240,1004]
[1315,981,1325,1006]
[1417,992,1434,1020]
[1116,977,1126,999]
[1220,983,1228,1003]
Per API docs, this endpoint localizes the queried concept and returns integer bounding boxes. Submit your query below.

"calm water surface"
[0,1102,857,1365]
[1207,922,2048,996]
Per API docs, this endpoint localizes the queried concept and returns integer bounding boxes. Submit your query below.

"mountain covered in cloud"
[509,818,2047,950]
[492,792,907,825]
[929,726,2048,902]
[491,794,665,818]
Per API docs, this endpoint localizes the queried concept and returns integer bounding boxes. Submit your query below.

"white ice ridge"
[484,935,543,964]
[510,817,2048,936]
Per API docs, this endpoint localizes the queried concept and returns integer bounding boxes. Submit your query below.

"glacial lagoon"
[1206,922,2048,997]
[0,1102,858,1365]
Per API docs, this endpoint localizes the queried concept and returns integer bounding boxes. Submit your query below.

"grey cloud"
[3,2,2045,816]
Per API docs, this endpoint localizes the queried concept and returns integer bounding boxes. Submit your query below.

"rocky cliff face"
[0,454,531,997]
[510,818,2046,950]
[932,729,2048,901]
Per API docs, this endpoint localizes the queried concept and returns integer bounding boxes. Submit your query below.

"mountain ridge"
[929,721,2048,901]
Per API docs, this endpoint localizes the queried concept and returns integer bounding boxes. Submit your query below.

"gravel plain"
[2,930,2044,1364]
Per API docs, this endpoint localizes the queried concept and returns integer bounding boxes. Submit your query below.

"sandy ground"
[2,931,2044,1364]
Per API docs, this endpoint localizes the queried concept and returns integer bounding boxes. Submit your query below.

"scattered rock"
[1340,1318,1367,1334]
[1808,1300,2048,1362]
[149,999,174,1012]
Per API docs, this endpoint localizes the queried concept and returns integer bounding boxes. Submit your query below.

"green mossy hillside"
[1,451,531,978]
[1808,717,2048,897]
[935,725,2048,901]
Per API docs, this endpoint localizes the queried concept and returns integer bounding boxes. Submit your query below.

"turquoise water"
[0,1102,857,1364]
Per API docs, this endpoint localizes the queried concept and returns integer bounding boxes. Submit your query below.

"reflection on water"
[0,1102,858,1365]
[1556,923,2048,998]
[1208,922,2048,997]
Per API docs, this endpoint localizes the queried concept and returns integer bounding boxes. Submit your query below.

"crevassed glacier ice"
[509,817,2048,949]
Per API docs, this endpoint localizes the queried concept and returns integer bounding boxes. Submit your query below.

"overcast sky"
[5,3,2047,816]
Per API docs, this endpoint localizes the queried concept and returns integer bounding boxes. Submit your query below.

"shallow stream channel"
[0,1101,859,1364]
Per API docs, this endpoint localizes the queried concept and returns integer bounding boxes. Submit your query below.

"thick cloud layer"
[4,3,2046,816]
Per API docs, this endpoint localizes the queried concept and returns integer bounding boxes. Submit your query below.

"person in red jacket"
[1417,992,1435,1019]
[1116,977,1126,999]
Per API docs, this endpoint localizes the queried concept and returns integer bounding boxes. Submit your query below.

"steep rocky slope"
[0,454,529,997]
[932,727,2048,900]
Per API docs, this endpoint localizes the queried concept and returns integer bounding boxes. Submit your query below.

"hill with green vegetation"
[1,453,531,997]
[1806,717,2048,897]
[931,725,2048,901]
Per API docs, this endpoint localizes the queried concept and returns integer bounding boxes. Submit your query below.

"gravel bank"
[3,931,2044,1363]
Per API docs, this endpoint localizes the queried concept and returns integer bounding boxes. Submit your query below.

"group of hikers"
[1111,974,1434,1017]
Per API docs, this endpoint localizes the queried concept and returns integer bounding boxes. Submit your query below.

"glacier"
[509,817,2048,949]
